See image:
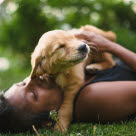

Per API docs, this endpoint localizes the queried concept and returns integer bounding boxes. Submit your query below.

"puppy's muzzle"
[78,44,88,54]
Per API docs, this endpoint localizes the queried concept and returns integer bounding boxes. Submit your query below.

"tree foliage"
[0,0,136,56]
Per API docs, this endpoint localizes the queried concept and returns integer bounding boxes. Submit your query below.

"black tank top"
[73,61,136,121]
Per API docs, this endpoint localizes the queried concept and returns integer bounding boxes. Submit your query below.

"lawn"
[0,121,136,136]
[0,47,136,136]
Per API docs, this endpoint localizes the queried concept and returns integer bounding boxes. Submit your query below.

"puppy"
[30,26,116,132]
[31,30,90,132]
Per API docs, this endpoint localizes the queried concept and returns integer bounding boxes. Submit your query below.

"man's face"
[4,77,62,114]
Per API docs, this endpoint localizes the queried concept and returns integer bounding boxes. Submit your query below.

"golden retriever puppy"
[31,30,90,132]
[30,26,116,132]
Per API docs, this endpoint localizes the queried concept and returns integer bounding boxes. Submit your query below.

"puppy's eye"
[52,44,65,55]
[55,44,65,50]
[55,44,65,51]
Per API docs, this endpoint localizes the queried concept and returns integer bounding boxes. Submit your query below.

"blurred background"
[0,0,136,90]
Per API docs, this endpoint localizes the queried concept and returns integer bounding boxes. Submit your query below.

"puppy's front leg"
[86,53,115,73]
[54,86,81,132]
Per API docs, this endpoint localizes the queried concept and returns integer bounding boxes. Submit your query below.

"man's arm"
[75,32,136,71]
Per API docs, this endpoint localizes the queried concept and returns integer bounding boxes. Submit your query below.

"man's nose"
[78,44,88,53]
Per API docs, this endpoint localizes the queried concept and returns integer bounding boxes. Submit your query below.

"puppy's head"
[31,30,89,78]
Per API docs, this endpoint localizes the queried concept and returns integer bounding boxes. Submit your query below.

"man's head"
[0,77,63,133]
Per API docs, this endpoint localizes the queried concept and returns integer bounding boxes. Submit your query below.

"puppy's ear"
[30,65,37,79]
[31,56,47,79]
[30,57,41,79]
[106,31,116,42]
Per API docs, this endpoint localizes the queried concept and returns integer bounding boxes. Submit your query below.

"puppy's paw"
[86,64,101,74]
[86,67,99,75]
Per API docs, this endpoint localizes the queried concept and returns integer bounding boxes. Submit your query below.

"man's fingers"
[81,40,97,47]
[87,42,97,47]
[75,31,96,39]
[79,40,99,52]
[75,31,91,39]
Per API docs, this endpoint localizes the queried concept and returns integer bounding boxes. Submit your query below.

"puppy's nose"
[78,44,88,53]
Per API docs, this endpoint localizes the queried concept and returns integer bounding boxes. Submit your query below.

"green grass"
[1,121,136,136]
[0,47,136,136]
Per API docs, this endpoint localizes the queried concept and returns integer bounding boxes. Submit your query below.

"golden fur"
[30,25,116,132]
